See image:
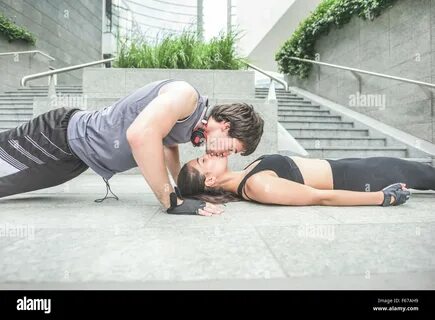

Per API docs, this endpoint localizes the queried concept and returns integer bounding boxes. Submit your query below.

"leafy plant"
[115,30,247,70]
[0,12,36,44]
[275,0,398,79]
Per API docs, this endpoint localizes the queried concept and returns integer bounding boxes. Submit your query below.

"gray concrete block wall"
[0,0,102,89]
[0,37,49,92]
[83,69,256,100]
[286,0,435,144]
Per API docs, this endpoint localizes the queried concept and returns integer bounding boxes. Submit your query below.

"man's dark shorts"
[0,107,89,198]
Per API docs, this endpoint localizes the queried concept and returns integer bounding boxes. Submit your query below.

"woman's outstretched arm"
[244,173,387,206]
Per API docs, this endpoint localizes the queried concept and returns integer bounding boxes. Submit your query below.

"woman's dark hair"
[209,103,264,156]
[177,163,241,204]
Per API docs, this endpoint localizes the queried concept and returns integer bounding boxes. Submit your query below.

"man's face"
[205,118,245,157]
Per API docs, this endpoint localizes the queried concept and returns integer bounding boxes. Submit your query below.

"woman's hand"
[381,183,411,206]
[198,202,225,217]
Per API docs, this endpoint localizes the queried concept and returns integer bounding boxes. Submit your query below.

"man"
[0,79,264,216]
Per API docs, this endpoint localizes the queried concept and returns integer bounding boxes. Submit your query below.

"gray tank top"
[67,79,208,179]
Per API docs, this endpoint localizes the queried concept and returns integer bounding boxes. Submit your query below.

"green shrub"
[0,12,36,44]
[115,31,247,70]
[275,0,398,79]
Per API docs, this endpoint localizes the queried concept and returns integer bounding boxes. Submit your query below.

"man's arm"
[164,144,181,184]
[126,82,194,209]
[126,81,223,215]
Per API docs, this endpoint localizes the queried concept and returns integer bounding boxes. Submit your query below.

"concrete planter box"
[83,68,255,100]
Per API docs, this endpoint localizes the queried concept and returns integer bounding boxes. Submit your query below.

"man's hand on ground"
[167,188,225,216]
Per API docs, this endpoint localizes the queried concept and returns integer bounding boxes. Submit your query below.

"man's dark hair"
[209,103,264,156]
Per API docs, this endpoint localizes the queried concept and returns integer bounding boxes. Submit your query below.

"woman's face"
[188,153,228,178]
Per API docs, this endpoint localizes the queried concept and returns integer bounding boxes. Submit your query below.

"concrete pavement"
[0,173,434,290]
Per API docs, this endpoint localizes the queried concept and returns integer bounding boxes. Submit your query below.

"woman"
[177,154,435,207]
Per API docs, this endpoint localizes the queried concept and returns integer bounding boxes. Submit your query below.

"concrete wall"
[235,0,296,56]
[0,37,49,92]
[287,0,435,144]
[246,0,322,72]
[0,0,103,89]
[83,68,256,99]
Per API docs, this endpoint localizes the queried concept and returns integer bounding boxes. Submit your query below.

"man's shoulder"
[158,79,198,96]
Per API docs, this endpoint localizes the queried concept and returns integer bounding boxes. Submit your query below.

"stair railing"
[289,57,435,113]
[21,57,115,96]
[244,62,289,101]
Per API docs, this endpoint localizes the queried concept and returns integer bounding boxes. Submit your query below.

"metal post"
[197,0,204,41]
[267,80,277,103]
[48,74,56,100]
[350,71,362,94]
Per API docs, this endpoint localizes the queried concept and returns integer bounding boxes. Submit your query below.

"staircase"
[0,85,83,132]
[256,87,433,164]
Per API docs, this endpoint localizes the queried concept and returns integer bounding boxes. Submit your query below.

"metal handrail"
[21,57,115,86]
[289,57,435,90]
[245,62,288,91]
[0,50,55,61]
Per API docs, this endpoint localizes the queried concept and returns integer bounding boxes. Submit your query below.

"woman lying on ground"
[177,154,435,207]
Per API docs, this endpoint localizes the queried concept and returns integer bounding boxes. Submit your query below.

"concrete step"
[256,94,303,100]
[0,110,33,116]
[256,94,301,99]
[278,100,313,105]
[29,85,82,88]
[305,146,408,158]
[0,101,33,105]
[281,120,354,129]
[3,91,82,95]
[278,115,341,122]
[0,119,29,126]
[0,116,32,122]
[278,108,328,115]
[401,158,434,165]
[0,116,30,128]
[278,104,321,109]
[0,95,34,101]
[9,90,83,94]
[14,88,82,91]
[0,106,33,111]
[2,92,47,96]
[297,137,387,148]
[255,88,291,92]
[255,90,297,95]
[287,128,369,138]
[278,109,331,116]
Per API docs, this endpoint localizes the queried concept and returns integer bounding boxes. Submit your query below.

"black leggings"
[325,157,435,192]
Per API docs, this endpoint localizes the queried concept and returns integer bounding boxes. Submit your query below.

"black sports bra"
[236,154,305,201]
